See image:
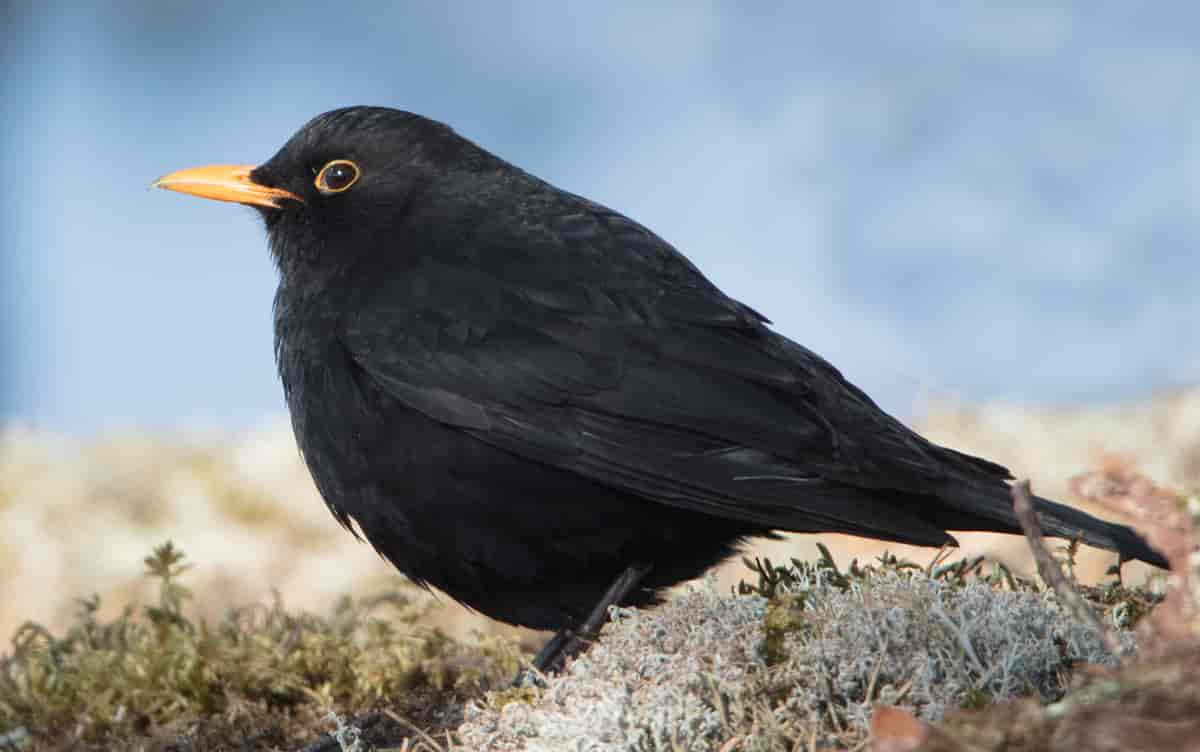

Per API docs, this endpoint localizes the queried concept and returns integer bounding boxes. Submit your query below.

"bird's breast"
[273,284,381,489]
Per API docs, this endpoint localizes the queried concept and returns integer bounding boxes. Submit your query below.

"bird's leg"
[574,561,653,641]
[528,629,573,673]
[515,562,653,685]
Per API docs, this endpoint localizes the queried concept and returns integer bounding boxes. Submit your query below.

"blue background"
[3,2,1197,432]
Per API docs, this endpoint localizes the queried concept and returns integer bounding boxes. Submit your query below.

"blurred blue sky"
[3,2,1198,433]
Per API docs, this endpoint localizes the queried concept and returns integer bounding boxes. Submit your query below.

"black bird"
[155,106,1166,670]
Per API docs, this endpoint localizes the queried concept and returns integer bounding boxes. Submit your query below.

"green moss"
[759,592,808,666]
[0,542,516,749]
[484,685,541,712]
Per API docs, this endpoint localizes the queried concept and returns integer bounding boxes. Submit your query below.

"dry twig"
[1011,479,1124,656]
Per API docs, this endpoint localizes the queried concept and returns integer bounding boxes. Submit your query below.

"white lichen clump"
[458,566,1130,751]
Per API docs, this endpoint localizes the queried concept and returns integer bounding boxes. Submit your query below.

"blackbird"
[155,106,1166,670]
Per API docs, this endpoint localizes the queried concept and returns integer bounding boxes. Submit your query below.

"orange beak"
[152,164,302,208]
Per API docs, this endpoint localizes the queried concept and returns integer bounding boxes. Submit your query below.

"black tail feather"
[1029,492,1168,569]
[926,483,1168,569]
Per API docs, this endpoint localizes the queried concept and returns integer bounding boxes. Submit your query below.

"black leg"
[574,561,653,641]
[529,628,572,672]
[514,562,653,685]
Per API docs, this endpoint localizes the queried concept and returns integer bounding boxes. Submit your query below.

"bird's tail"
[1025,490,1167,568]
[930,483,1168,569]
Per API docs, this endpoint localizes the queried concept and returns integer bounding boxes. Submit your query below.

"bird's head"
[154,106,490,274]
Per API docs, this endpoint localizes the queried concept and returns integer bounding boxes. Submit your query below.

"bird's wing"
[339,198,1006,545]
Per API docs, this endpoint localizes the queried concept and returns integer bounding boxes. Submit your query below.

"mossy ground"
[0,543,518,751]
[0,532,1184,751]
[457,538,1164,750]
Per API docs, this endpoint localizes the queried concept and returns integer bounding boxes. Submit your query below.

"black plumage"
[156,106,1166,661]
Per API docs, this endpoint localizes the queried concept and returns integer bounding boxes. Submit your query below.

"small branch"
[1011,479,1124,657]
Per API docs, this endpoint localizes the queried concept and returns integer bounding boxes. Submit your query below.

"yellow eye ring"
[314,160,360,194]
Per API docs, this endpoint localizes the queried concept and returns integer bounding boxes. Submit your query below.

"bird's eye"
[314,160,360,194]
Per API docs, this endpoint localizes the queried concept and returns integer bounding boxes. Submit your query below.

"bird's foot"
[511,561,653,686]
